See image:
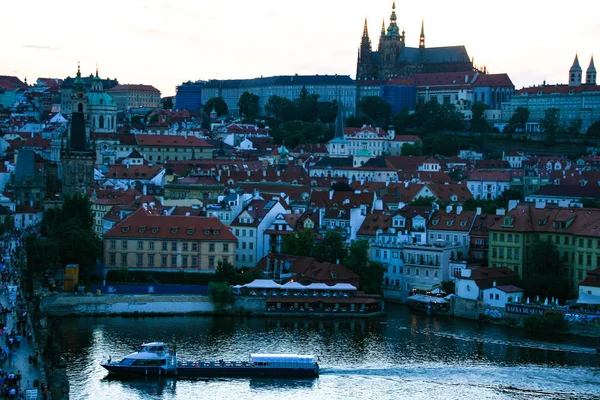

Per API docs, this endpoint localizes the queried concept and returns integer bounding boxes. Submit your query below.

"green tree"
[587,120,600,137]
[505,107,530,133]
[215,260,238,284]
[540,108,561,135]
[410,196,439,207]
[567,119,582,135]
[161,97,173,110]
[343,240,385,294]
[400,142,423,156]
[265,95,295,121]
[471,102,489,132]
[392,108,410,134]
[358,96,392,128]
[208,281,235,310]
[203,97,228,117]
[237,91,260,120]
[281,229,316,257]
[313,230,346,264]
[294,92,321,122]
[346,114,374,128]
[523,239,571,300]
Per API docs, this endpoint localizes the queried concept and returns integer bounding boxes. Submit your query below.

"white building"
[466,171,511,200]
[455,266,519,302]
[426,206,477,257]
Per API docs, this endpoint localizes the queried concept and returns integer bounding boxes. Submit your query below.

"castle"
[356,2,474,80]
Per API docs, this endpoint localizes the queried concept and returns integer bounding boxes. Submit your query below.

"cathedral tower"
[378,2,405,79]
[569,54,582,86]
[586,56,596,85]
[419,20,425,49]
[61,63,95,196]
[357,18,375,80]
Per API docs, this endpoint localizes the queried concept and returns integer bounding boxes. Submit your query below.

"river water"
[58,305,600,400]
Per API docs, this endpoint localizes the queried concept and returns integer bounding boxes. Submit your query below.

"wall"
[452,296,483,320]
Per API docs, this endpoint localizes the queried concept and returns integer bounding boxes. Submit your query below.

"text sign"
[505,304,545,316]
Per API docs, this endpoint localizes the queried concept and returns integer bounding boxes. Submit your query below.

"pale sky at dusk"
[2,0,599,97]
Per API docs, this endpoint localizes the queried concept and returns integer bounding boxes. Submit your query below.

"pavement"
[1,236,41,399]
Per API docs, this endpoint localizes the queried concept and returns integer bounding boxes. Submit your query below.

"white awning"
[330,283,357,291]
[407,294,449,304]
[231,285,243,289]
[305,283,332,290]
[243,279,281,289]
[281,281,307,290]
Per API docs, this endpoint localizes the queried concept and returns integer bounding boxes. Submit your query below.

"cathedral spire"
[363,17,369,38]
[381,19,386,36]
[569,53,582,86]
[587,55,597,85]
[95,63,99,78]
[387,1,400,37]
[419,19,425,49]
[335,101,345,139]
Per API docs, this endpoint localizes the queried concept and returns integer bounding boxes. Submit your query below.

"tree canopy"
[505,107,530,133]
[238,91,260,120]
[523,239,571,300]
[203,97,228,117]
[358,96,392,128]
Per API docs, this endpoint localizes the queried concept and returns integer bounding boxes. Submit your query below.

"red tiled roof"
[104,207,236,241]
[580,267,600,288]
[344,126,388,137]
[516,84,600,95]
[414,71,478,87]
[0,76,27,91]
[494,285,524,293]
[135,134,212,148]
[106,164,163,180]
[392,135,422,142]
[472,73,514,88]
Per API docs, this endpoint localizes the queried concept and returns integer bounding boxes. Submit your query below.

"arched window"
[78,103,83,113]
[99,115,104,129]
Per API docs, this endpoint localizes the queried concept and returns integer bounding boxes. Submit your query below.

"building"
[202,75,356,117]
[0,76,27,107]
[426,206,477,258]
[103,207,237,271]
[61,66,95,196]
[60,72,118,115]
[230,198,289,268]
[356,4,473,81]
[86,69,117,133]
[465,170,511,200]
[107,84,161,111]
[488,205,600,293]
[454,266,520,305]
[175,81,205,111]
[502,55,600,132]
[135,134,213,162]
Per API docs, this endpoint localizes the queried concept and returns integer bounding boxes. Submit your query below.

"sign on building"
[505,304,545,316]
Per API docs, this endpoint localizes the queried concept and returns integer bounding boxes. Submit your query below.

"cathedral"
[61,65,96,196]
[357,2,474,80]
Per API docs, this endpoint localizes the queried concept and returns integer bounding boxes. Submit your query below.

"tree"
[393,108,410,134]
[471,102,489,132]
[540,108,561,135]
[400,142,423,156]
[203,97,228,117]
[409,100,464,132]
[410,196,439,207]
[506,107,530,133]
[567,119,582,135]
[587,120,600,137]
[358,96,392,128]
[523,239,571,300]
[346,114,374,128]
[282,229,316,258]
[313,230,346,264]
[208,282,234,310]
[237,91,260,120]
[161,97,173,110]
[265,95,295,121]
[215,260,238,284]
[343,240,385,294]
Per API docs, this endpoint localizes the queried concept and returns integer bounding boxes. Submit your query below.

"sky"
[1,0,599,97]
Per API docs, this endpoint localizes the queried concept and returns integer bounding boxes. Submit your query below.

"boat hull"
[101,364,319,378]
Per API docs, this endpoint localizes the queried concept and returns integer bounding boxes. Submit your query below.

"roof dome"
[86,91,116,108]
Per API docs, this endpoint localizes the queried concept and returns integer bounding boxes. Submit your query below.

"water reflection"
[58,305,600,400]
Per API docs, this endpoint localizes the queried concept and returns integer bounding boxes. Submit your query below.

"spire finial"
[392,1,396,10]
[96,63,99,78]
[421,19,425,36]
[363,17,369,37]
[77,61,81,78]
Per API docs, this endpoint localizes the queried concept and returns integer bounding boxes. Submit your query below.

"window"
[137,241,143,250]
[121,240,128,250]
[242,229,246,237]
[149,242,155,251]
[249,255,253,262]
[110,240,116,249]
[148,254,155,266]
[235,229,239,236]
[376,250,381,257]
[492,233,497,241]
[434,271,438,278]
[249,230,254,237]
[489,293,493,300]
[515,235,520,244]
[110,253,116,266]
[242,242,247,250]
[579,239,584,247]
[183,243,189,252]
[162,242,168,251]
[515,248,520,259]
[406,268,411,275]
[587,254,592,266]
[161,255,167,267]
[223,243,229,252]
[182,256,188,267]
[171,242,177,251]
[495,294,499,300]
[249,243,254,250]
[121,254,127,265]
[554,236,559,245]
[137,254,143,265]
[192,243,198,252]
[191,256,198,267]
[171,255,177,266]
[209,256,215,269]
[588,239,593,248]
[416,269,420,276]
[499,234,505,242]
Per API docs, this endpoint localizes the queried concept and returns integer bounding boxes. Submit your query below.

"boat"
[101,342,319,378]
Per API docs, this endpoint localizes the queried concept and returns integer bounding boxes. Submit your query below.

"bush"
[208,282,234,310]
[523,313,567,332]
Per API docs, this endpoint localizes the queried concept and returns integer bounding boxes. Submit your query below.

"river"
[57,304,600,400]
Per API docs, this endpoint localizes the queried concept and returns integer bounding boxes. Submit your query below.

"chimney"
[493,280,497,287]
[142,184,147,196]
[446,205,453,214]
[456,205,463,215]
[496,208,506,215]
[465,74,468,84]
[329,189,334,200]
[476,207,482,215]
[461,269,472,278]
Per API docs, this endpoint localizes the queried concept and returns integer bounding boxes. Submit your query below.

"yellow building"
[135,134,213,163]
[103,207,237,271]
[488,205,600,292]
[107,84,161,111]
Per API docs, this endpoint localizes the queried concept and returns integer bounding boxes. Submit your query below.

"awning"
[407,294,449,304]
[244,279,281,289]
[330,283,357,291]
[576,292,600,305]
[281,281,307,290]
[411,283,440,292]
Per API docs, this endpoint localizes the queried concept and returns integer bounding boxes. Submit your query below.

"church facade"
[357,2,474,80]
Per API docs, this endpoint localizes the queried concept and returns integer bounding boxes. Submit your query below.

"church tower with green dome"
[87,66,117,133]
[61,63,96,196]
